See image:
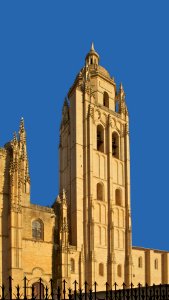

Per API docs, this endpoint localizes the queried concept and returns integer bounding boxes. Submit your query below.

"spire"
[19,117,26,143]
[19,117,25,132]
[91,42,95,51]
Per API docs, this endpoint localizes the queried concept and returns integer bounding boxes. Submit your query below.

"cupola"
[85,42,100,66]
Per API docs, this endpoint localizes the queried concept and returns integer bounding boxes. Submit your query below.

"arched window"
[32,219,44,240]
[103,92,109,108]
[97,125,104,153]
[97,182,104,201]
[99,263,104,276]
[112,132,119,158]
[70,258,75,273]
[154,259,158,270]
[117,264,122,277]
[32,282,44,299]
[138,257,143,268]
[115,189,122,206]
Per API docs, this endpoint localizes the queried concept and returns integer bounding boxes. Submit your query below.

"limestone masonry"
[0,44,169,295]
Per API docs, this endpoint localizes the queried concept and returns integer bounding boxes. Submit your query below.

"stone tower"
[58,44,132,289]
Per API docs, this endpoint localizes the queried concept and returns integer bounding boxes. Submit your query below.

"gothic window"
[117,264,122,277]
[103,92,109,108]
[97,125,104,153]
[97,182,104,201]
[32,219,44,240]
[99,263,104,276]
[32,282,44,299]
[115,189,122,206]
[138,257,143,268]
[112,132,119,158]
[154,259,158,270]
[70,258,75,273]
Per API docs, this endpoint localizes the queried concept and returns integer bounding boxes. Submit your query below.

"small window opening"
[90,58,93,64]
[103,92,109,108]
[138,257,143,268]
[97,183,104,201]
[112,132,119,158]
[70,258,75,273]
[115,189,122,206]
[117,264,122,277]
[97,125,104,152]
[154,259,158,270]
[99,263,104,276]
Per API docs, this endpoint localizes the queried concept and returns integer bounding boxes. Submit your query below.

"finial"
[91,42,95,51]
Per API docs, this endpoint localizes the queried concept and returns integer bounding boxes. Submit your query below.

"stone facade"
[0,44,169,293]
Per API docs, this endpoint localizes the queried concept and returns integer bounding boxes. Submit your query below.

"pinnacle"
[13,132,17,142]
[120,82,123,90]
[19,117,25,133]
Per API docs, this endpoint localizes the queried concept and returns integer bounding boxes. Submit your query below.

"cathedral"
[0,44,169,295]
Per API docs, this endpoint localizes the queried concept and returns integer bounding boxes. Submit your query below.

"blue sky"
[0,1,169,250]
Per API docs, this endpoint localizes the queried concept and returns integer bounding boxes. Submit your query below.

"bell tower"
[59,44,132,288]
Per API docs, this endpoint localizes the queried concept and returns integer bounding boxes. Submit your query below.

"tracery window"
[32,219,44,240]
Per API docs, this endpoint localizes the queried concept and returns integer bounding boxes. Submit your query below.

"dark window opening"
[103,92,109,108]
[155,259,158,270]
[97,125,104,152]
[97,183,104,201]
[112,132,119,158]
[32,282,44,299]
[117,264,122,277]
[115,189,122,206]
[138,257,143,268]
[99,263,104,276]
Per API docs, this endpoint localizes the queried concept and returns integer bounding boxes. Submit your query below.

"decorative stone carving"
[88,104,94,119]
